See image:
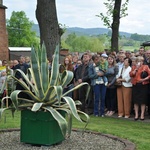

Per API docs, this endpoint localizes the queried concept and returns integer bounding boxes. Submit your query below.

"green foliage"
[7,11,39,47]
[130,33,150,41]
[0,44,90,137]
[62,33,106,52]
[61,31,148,52]
[96,0,129,28]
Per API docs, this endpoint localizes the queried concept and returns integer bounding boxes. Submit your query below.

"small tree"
[97,0,129,52]
[7,11,38,47]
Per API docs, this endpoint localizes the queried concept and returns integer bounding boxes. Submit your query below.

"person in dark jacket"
[12,56,30,99]
[75,53,90,112]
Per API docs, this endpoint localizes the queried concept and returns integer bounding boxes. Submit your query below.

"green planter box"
[20,109,65,145]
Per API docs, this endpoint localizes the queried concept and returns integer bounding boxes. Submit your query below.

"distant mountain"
[32,24,131,38]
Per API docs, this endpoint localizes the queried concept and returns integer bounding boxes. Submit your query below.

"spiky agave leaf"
[31,47,44,99]
[49,45,60,86]
[43,106,68,137]
[55,108,72,137]
[62,82,90,102]
[0,108,9,119]
[12,69,38,95]
[31,103,43,112]
[10,90,41,110]
[62,96,82,122]
[59,70,74,88]
[41,44,49,93]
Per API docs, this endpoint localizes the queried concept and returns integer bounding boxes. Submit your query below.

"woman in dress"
[130,56,150,120]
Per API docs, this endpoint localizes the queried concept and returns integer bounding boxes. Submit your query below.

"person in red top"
[130,56,150,121]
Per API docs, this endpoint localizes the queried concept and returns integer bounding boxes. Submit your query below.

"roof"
[9,47,31,51]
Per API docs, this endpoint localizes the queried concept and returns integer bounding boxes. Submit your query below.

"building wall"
[0,4,9,60]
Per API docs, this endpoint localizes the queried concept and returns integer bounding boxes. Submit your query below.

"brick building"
[0,0,9,60]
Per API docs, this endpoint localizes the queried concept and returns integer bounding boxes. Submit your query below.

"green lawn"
[121,46,139,51]
[0,111,150,150]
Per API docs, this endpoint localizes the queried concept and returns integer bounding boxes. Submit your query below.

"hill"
[32,24,131,37]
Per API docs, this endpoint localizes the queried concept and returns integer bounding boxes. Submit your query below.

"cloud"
[4,0,150,34]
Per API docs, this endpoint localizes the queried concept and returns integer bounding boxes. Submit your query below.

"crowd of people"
[0,47,150,121]
[61,47,150,121]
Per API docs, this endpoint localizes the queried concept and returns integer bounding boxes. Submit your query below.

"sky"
[3,0,150,35]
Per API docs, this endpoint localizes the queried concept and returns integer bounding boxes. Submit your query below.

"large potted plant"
[0,44,90,146]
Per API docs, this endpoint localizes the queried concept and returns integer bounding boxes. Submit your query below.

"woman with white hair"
[130,56,150,120]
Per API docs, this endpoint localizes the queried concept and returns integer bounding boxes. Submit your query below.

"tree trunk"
[36,0,60,60]
[111,0,122,52]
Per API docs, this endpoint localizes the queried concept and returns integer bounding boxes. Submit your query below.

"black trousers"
[105,87,117,111]
[79,84,89,112]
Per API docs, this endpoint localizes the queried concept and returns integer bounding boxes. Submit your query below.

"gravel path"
[0,130,126,150]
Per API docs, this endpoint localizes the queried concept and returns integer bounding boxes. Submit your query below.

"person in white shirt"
[116,57,132,118]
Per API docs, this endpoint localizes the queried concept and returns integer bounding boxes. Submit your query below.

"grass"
[0,111,150,150]
[121,46,139,51]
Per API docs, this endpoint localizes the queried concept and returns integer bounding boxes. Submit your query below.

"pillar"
[0,1,9,60]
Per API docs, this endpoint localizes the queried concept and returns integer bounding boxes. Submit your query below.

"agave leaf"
[56,108,72,137]
[1,96,12,109]
[62,96,82,122]
[26,68,39,96]
[41,44,49,92]
[77,109,90,131]
[31,103,43,112]
[60,70,74,88]
[31,47,44,99]
[43,106,67,137]
[37,45,41,65]
[63,82,90,101]
[42,86,57,103]
[54,86,63,105]
[74,100,82,106]
[10,90,41,110]
[0,108,9,119]
[12,69,36,92]
[49,45,60,86]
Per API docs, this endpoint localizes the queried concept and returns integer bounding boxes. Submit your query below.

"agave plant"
[0,44,90,137]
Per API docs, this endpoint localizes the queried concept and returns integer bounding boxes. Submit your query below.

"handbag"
[115,68,123,87]
[140,71,148,79]
[115,77,122,86]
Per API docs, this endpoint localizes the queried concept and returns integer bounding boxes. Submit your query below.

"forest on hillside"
[32,24,150,52]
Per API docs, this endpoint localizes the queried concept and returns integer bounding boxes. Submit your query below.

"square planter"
[20,109,65,145]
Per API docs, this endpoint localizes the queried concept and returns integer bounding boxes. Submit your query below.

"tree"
[97,0,129,52]
[63,33,105,52]
[36,0,60,60]
[7,11,38,47]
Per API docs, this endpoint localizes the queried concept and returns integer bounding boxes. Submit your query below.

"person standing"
[130,56,150,120]
[75,53,90,112]
[13,56,30,100]
[105,55,119,116]
[116,57,132,118]
[63,56,74,98]
[88,54,106,117]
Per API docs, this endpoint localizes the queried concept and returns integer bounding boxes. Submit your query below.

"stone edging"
[72,128,136,150]
[0,128,136,150]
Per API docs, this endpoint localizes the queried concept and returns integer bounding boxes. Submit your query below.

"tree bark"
[36,0,60,60]
[111,0,122,52]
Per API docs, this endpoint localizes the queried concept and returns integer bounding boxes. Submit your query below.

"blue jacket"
[88,63,104,86]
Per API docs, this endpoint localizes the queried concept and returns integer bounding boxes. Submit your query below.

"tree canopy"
[7,11,39,47]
